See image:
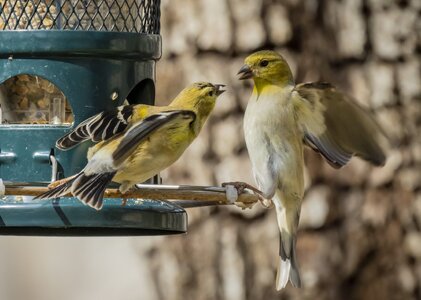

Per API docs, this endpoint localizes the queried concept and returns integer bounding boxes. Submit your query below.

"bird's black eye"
[260,60,269,67]
[208,91,214,96]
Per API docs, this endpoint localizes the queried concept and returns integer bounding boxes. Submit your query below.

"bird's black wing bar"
[56,105,134,150]
[112,110,196,163]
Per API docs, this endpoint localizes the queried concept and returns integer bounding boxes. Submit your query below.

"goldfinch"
[35,82,225,210]
[238,50,386,290]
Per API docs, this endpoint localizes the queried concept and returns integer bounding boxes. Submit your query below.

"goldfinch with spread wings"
[238,50,386,290]
[35,82,225,210]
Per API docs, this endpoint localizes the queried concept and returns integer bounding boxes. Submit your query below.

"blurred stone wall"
[0,1,419,300]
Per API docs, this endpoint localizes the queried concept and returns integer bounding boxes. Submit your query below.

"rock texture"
[155,0,421,299]
[0,1,419,300]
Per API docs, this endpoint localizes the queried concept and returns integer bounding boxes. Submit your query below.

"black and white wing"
[56,105,135,150]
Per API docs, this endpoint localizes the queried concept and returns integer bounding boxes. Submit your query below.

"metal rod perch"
[2,183,260,208]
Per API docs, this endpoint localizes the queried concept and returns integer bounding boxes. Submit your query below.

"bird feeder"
[0,0,188,235]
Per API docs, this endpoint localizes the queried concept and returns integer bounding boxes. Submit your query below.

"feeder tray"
[0,196,187,236]
[0,183,259,236]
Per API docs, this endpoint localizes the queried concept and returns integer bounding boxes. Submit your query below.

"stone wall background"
[0,0,420,300]
[154,1,421,299]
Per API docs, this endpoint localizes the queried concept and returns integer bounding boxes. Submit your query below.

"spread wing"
[294,82,387,168]
[56,105,136,150]
[112,110,196,164]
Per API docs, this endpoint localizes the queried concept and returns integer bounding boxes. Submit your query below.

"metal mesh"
[0,0,160,33]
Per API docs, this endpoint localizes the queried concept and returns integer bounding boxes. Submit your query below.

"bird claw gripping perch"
[259,197,274,209]
[223,182,253,209]
[222,181,271,209]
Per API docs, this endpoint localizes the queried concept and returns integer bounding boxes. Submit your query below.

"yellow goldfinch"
[35,82,225,210]
[238,50,386,289]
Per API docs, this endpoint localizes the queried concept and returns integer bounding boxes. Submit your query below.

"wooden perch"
[2,183,260,208]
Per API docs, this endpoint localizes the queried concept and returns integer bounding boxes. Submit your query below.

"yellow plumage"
[36,82,225,210]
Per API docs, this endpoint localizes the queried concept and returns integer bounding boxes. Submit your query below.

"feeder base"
[0,197,187,236]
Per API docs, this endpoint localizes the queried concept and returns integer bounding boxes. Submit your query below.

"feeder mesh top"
[0,0,160,33]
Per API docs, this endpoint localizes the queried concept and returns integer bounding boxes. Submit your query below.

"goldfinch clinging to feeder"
[35,82,225,210]
[238,50,387,290]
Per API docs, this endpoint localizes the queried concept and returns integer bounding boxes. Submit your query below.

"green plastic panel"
[0,196,187,236]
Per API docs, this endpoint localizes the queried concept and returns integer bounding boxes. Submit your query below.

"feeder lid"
[0,197,187,236]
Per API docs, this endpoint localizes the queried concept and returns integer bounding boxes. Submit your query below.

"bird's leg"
[221,181,273,208]
[119,182,133,207]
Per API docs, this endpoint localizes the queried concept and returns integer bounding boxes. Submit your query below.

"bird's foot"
[222,181,273,209]
[118,182,135,207]
[259,197,273,209]
[222,181,260,195]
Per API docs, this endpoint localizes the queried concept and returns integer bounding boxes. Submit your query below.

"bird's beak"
[237,64,253,80]
[214,84,226,96]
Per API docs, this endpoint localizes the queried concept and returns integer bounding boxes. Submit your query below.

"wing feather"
[56,105,135,150]
[112,110,196,164]
[295,82,387,168]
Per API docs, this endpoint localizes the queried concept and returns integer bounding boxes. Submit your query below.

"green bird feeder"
[0,0,187,235]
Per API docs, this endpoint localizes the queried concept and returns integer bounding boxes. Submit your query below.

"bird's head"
[170,82,225,118]
[238,50,294,88]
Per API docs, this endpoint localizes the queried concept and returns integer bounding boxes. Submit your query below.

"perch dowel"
[3,183,259,207]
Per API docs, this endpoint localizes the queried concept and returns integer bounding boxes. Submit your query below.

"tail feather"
[274,191,302,289]
[289,238,302,288]
[276,236,302,290]
[35,171,116,210]
[72,173,115,210]
[34,174,81,200]
[276,257,291,290]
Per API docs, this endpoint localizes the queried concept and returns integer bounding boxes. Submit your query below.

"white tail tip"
[276,257,291,290]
